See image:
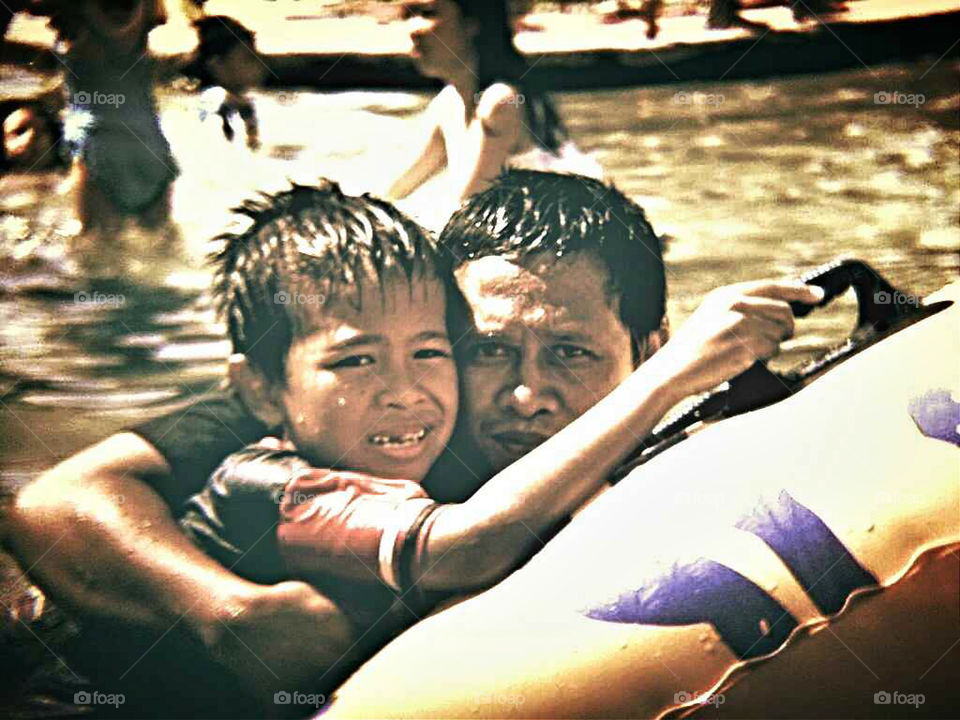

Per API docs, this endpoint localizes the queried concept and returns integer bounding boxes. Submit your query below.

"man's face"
[277,273,458,483]
[456,253,635,473]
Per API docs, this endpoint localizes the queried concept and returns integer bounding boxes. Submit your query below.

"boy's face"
[455,253,635,474]
[276,273,457,483]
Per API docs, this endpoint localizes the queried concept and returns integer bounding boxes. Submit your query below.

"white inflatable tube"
[323,282,960,719]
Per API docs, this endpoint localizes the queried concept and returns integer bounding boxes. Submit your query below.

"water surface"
[1,61,958,493]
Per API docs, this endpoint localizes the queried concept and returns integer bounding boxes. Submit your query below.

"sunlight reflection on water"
[1,60,957,484]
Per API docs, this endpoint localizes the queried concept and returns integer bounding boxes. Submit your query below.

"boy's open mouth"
[368,427,431,454]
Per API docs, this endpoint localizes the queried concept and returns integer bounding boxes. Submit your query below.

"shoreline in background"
[0,0,957,90]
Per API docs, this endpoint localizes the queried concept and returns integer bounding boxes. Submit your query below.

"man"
[7,171,819,713]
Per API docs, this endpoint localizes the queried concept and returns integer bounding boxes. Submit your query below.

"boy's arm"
[5,432,353,704]
[414,280,825,589]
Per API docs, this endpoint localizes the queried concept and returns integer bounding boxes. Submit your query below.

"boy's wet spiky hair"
[211,180,461,383]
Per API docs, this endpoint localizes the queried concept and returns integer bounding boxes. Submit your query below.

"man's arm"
[414,280,825,589]
[5,432,354,704]
[255,281,824,595]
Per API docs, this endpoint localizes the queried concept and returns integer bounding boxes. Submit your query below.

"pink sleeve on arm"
[276,469,436,586]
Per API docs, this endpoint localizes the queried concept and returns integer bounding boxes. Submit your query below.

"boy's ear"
[227,354,285,428]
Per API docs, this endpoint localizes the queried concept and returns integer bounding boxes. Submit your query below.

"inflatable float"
[321,261,960,719]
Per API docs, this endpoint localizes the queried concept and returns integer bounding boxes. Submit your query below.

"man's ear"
[227,354,285,428]
[636,316,670,365]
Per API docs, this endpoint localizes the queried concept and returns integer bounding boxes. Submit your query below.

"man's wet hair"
[212,181,464,383]
[440,170,666,363]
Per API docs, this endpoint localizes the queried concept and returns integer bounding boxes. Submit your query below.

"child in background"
[48,0,178,235]
[186,16,266,151]
[387,0,601,228]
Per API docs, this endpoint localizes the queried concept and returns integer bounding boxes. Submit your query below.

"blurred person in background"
[387,0,602,227]
[42,0,178,236]
[708,0,846,30]
[185,15,267,152]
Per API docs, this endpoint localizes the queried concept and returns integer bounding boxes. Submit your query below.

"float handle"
[790,258,912,331]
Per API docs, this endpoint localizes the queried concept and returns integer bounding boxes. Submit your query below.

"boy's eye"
[551,344,596,362]
[328,355,375,369]
[414,347,451,360]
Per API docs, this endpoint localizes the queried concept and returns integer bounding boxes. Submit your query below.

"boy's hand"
[658,280,825,399]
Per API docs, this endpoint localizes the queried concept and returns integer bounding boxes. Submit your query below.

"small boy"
[181,181,463,646]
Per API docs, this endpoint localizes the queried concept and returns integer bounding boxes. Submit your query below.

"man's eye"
[552,345,595,361]
[328,355,375,369]
[472,342,511,360]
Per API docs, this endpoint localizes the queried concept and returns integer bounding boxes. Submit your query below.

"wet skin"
[273,274,458,483]
[456,253,636,474]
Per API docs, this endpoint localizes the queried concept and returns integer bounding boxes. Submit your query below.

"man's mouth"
[490,430,549,458]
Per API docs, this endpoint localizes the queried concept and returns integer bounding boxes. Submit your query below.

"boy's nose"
[376,366,429,410]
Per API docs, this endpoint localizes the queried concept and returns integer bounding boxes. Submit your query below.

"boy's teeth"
[370,428,428,446]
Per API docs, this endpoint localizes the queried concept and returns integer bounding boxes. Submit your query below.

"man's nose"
[499,359,561,419]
